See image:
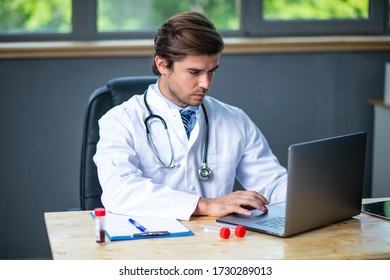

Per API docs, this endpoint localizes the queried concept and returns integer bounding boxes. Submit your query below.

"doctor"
[94,11,287,220]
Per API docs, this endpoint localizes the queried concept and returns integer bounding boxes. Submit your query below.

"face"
[156,54,220,107]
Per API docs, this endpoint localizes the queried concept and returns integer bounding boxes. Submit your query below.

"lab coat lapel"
[147,88,188,147]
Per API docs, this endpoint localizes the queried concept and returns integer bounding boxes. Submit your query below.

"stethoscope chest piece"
[198,164,212,181]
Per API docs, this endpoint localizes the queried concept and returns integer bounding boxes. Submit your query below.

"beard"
[166,83,207,107]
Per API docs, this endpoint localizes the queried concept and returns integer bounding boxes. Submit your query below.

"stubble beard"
[167,84,206,107]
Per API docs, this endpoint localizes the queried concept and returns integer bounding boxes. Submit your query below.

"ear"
[155,56,170,75]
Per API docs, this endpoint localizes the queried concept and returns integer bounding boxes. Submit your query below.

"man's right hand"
[193,190,269,217]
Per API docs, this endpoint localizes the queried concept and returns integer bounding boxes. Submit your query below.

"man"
[94,11,287,220]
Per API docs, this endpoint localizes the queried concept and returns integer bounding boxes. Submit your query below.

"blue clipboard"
[90,212,193,241]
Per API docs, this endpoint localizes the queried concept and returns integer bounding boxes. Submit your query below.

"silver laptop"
[217,132,367,237]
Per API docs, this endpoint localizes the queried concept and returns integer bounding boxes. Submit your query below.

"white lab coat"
[94,84,287,220]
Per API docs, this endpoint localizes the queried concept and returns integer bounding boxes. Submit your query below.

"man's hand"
[193,190,269,217]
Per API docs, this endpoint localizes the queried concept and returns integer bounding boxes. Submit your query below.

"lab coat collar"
[146,85,172,113]
[145,84,207,148]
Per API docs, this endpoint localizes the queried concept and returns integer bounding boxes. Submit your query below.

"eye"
[188,70,200,75]
[210,65,219,74]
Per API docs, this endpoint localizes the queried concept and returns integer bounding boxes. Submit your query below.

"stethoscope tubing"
[143,91,212,180]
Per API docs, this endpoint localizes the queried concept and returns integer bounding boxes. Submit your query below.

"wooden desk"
[44,198,390,260]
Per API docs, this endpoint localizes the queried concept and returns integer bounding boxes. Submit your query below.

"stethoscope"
[143,91,212,181]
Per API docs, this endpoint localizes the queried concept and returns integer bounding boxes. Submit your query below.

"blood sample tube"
[94,208,106,244]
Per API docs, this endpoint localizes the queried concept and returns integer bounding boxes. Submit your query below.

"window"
[243,0,385,37]
[0,0,388,42]
[97,0,239,33]
[263,0,370,21]
[0,0,72,40]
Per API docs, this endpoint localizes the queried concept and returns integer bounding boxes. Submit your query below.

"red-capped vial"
[199,224,231,239]
[94,208,106,243]
[199,224,247,239]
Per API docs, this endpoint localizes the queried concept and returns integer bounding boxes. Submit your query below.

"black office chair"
[80,76,158,210]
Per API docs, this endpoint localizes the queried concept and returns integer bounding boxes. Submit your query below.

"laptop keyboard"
[255,216,285,230]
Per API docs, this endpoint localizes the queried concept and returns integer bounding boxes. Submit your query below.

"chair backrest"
[80,76,158,210]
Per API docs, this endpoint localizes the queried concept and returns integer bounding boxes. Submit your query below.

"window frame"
[0,0,388,43]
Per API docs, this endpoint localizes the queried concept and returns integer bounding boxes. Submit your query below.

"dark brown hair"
[152,11,224,75]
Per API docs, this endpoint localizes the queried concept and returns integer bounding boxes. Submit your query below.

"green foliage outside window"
[0,0,71,33]
[263,0,369,20]
[97,0,239,32]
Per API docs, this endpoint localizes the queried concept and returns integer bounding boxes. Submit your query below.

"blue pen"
[129,218,147,232]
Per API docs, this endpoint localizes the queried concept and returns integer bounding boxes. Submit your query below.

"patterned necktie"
[180,109,195,138]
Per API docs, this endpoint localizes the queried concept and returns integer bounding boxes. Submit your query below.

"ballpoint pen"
[128,218,147,232]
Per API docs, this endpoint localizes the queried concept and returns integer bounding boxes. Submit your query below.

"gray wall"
[0,50,388,259]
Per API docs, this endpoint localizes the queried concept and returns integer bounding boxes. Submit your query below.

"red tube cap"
[219,227,231,239]
[235,226,246,238]
[94,208,106,217]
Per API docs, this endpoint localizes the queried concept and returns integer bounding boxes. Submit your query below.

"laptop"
[217,132,367,237]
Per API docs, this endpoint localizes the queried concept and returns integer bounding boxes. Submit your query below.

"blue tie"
[180,110,195,138]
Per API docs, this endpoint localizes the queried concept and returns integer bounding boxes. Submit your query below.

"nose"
[198,72,214,90]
